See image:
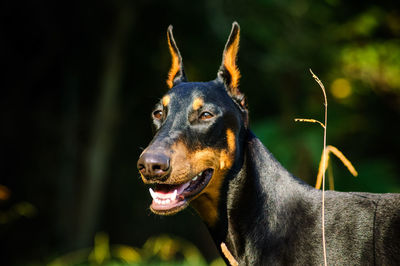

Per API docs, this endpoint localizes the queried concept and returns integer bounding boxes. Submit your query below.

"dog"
[137,22,400,265]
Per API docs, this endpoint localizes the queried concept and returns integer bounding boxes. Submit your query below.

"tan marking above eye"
[192,98,204,110]
[162,95,170,106]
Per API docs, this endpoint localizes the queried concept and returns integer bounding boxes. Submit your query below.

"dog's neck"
[207,130,314,264]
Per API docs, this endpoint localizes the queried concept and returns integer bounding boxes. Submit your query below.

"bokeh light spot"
[0,185,11,200]
[331,78,352,99]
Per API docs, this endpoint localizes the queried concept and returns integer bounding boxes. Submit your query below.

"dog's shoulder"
[374,193,400,264]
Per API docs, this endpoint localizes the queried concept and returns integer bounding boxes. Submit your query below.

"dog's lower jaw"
[150,201,188,215]
[149,190,221,226]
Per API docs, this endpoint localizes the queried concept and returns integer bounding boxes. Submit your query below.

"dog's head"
[137,22,248,226]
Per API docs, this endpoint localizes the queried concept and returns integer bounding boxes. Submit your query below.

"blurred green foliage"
[49,233,224,266]
[1,0,399,265]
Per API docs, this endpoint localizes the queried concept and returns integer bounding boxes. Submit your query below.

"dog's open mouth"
[149,168,214,214]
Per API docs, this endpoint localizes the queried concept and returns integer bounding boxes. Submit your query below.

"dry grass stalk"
[315,145,358,190]
[309,69,328,266]
[328,164,335,190]
[220,242,238,266]
[294,118,325,128]
[297,70,359,266]
[328,146,358,177]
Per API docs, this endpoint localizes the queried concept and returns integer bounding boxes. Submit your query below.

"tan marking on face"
[190,148,226,226]
[163,144,226,226]
[220,158,225,170]
[189,134,236,226]
[226,129,236,153]
[219,150,229,170]
[220,129,236,170]
[162,95,170,107]
[192,98,204,110]
[149,130,237,226]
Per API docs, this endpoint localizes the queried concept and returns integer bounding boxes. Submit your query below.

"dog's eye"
[199,111,214,120]
[153,110,163,120]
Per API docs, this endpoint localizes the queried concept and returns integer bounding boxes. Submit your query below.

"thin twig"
[221,243,238,266]
[310,69,328,266]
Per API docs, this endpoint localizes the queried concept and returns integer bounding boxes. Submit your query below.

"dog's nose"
[137,152,170,180]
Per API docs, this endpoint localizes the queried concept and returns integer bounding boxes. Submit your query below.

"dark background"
[1,0,399,264]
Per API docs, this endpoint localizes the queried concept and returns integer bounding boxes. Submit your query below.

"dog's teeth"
[151,188,177,204]
[193,172,202,181]
[149,188,156,200]
[172,189,177,200]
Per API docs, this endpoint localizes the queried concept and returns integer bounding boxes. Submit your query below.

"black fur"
[220,132,400,264]
[138,23,400,265]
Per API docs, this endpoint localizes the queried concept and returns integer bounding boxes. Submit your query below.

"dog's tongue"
[150,181,190,202]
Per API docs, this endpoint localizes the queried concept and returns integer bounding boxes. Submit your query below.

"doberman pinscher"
[137,22,400,265]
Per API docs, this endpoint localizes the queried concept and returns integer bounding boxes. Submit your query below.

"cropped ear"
[166,25,187,89]
[218,22,247,111]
